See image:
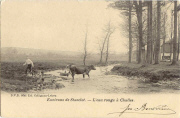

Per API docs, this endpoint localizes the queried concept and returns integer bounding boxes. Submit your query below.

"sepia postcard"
[1,0,180,117]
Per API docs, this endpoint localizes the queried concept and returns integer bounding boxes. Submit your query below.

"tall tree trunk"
[163,13,166,60]
[170,42,172,61]
[134,1,142,63]
[83,55,86,65]
[105,39,109,64]
[99,51,103,64]
[136,1,143,64]
[147,1,151,63]
[136,38,139,62]
[152,4,157,62]
[83,29,88,65]
[172,1,178,65]
[129,1,132,63]
[178,15,180,61]
[149,1,153,64]
[154,1,161,64]
[170,10,173,61]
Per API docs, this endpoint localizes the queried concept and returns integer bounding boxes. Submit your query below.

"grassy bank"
[1,61,68,92]
[111,62,180,82]
[1,60,100,92]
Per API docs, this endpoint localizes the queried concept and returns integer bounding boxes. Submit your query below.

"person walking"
[23,57,34,74]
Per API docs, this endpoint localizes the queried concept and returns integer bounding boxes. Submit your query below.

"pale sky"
[1,0,128,54]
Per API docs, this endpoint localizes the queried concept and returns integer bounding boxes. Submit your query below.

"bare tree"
[98,33,108,64]
[83,26,88,65]
[105,26,115,65]
[98,21,114,64]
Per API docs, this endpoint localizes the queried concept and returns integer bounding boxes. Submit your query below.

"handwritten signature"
[107,103,176,117]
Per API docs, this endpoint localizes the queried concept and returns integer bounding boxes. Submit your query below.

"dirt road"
[43,65,180,94]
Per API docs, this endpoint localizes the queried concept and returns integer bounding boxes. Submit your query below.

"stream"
[43,65,180,94]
